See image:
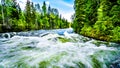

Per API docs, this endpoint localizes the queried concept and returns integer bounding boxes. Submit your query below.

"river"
[0,28,120,68]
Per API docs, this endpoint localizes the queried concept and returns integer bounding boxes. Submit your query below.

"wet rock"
[0,32,16,38]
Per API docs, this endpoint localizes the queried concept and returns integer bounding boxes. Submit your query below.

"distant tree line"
[73,0,120,42]
[0,0,69,32]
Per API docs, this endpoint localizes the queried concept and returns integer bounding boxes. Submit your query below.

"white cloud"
[17,0,31,10]
[46,1,50,6]
[17,0,27,10]
[60,1,73,8]
[51,0,73,8]
[60,10,74,22]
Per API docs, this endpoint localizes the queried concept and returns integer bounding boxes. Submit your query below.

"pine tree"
[25,0,31,29]
[48,5,52,29]
[31,2,37,29]
[11,0,20,19]
[42,1,47,16]
[35,3,41,12]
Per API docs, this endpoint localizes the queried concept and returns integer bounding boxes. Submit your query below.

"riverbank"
[79,26,120,43]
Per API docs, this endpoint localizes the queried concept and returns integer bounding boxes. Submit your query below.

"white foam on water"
[0,32,119,68]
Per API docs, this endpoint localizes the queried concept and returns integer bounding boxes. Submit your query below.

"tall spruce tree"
[25,0,31,29]
[42,1,47,15]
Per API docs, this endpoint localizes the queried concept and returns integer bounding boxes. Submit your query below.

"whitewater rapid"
[0,28,120,68]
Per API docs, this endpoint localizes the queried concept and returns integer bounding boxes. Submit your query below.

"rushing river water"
[0,28,120,68]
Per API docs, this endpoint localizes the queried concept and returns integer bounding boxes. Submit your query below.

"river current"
[0,28,120,68]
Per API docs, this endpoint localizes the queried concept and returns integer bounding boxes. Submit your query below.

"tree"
[0,0,69,32]
[11,0,20,19]
[1,0,5,25]
[42,1,47,15]
[51,8,59,15]
[31,2,37,29]
[35,3,41,12]
[48,5,51,15]
[25,0,31,29]
[74,0,120,42]
[73,0,86,33]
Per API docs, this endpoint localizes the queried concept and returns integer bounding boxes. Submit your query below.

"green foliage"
[111,26,120,42]
[0,0,69,32]
[73,0,120,42]
[42,1,47,15]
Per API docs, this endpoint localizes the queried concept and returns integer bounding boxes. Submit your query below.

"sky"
[17,0,75,22]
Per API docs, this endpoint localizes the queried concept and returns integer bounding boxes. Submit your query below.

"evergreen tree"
[0,0,69,32]
[42,1,47,15]
[35,3,41,12]
[25,0,31,29]
[31,2,37,29]
[74,0,120,42]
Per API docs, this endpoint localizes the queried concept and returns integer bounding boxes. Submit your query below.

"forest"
[0,0,120,68]
[73,0,120,42]
[0,0,120,43]
[0,0,69,32]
